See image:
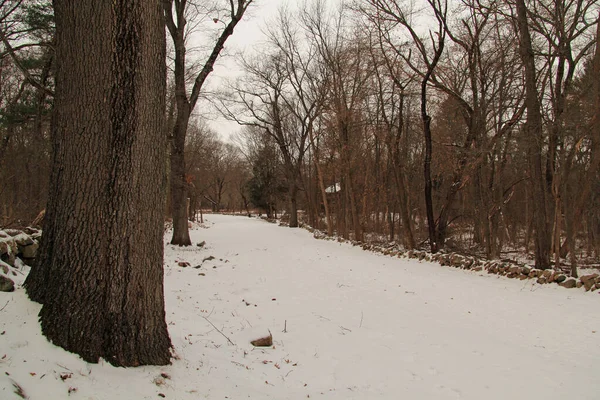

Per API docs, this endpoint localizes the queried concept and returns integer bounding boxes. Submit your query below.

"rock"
[20,242,39,259]
[580,274,599,284]
[0,240,9,257]
[0,275,15,292]
[473,266,483,272]
[537,277,547,285]
[576,281,583,288]
[450,254,463,267]
[251,332,273,347]
[13,233,33,247]
[542,269,554,278]
[559,278,577,289]
[0,238,17,267]
[555,274,567,283]
[584,280,595,292]
[519,275,528,280]
[508,265,521,274]
[521,266,531,275]
[439,254,450,266]
[0,261,9,274]
[529,269,542,278]
[23,227,39,235]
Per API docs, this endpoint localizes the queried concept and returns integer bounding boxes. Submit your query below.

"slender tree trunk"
[423,99,437,253]
[289,180,299,227]
[311,133,333,235]
[170,107,192,245]
[25,0,171,366]
[421,40,445,253]
[390,98,415,249]
[561,12,600,268]
[516,0,551,269]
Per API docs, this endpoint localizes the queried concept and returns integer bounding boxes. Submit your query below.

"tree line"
[221,0,600,276]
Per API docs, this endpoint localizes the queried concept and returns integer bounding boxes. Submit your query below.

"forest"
[2,0,600,264]
[3,0,598,273]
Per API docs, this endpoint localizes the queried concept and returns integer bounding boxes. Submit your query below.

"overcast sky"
[201,0,290,140]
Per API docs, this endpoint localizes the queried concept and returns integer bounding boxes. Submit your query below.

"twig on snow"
[202,316,235,346]
[11,379,28,399]
[359,311,363,328]
[0,300,9,311]
[207,306,215,318]
[340,325,352,334]
[56,363,72,372]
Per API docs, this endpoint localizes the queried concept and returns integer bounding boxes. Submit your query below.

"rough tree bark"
[24,0,171,367]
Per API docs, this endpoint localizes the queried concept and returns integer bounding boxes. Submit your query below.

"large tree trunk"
[25,0,171,367]
[516,0,551,269]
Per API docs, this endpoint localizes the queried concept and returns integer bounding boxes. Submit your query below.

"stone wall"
[0,228,40,292]
[309,228,600,293]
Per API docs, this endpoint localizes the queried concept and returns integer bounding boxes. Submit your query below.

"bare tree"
[365,0,448,252]
[163,0,252,245]
[514,0,552,269]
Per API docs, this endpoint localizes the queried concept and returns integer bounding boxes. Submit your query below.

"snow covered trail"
[1,213,598,400]
[163,214,599,400]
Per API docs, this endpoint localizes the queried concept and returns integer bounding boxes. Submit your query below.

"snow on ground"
[1,214,599,400]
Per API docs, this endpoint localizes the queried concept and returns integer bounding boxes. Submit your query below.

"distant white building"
[325,183,341,194]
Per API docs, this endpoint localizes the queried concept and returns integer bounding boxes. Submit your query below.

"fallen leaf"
[60,373,72,381]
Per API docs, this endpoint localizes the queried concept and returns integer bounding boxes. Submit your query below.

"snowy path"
[163,214,599,399]
[1,214,598,399]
